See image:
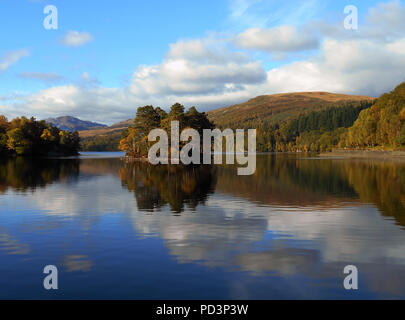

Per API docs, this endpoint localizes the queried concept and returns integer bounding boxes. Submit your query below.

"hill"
[79,119,133,138]
[79,91,376,152]
[341,82,405,149]
[45,116,107,132]
[207,92,375,129]
[79,119,133,151]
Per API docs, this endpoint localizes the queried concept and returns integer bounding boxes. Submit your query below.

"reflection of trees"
[216,155,359,208]
[79,158,122,177]
[120,162,217,213]
[2,154,405,227]
[339,160,405,225]
[0,157,79,193]
[216,155,405,226]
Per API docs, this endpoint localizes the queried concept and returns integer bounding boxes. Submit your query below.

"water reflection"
[0,157,79,193]
[120,162,216,213]
[2,155,405,223]
[216,156,405,226]
[1,154,405,298]
[216,155,359,208]
[339,160,405,225]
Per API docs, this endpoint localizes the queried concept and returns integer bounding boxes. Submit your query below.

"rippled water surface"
[1,152,405,299]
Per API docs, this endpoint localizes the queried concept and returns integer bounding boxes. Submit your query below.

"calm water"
[1,152,405,299]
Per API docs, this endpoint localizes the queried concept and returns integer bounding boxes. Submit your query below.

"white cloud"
[234,25,318,54]
[0,49,29,72]
[130,38,267,98]
[7,85,137,124]
[387,38,405,54]
[3,1,405,123]
[61,31,94,47]
[262,38,405,97]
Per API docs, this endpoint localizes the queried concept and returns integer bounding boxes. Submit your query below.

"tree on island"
[119,103,214,158]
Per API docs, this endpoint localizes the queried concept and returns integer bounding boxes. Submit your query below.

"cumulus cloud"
[234,25,318,55]
[0,49,29,72]
[130,38,267,99]
[126,1,405,110]
[3,1,405,123]
[7,85,137,124]
[263,38,405,96]
[61,30,94,47]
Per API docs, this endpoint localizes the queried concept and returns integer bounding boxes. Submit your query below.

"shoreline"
[319,149,405,159]
[122,150,405,161]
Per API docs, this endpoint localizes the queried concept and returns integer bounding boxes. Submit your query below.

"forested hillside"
[249,83,405,152]
[81,92,375,152]
[340,82,405,149]
[80,132,125,151]
[207,92,375,152]
[79,119,133,151]
[256,101,373,152]
[79,83,405,153]
[207,92,374,129]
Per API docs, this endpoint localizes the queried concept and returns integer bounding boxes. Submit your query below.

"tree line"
[254,101,374,152]
[0,116,80,156]
[80,133,123,152]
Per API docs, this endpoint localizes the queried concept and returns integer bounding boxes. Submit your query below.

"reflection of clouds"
[24,159,405,267]
[128,193,405,296]
[6,158,405,297]
[203,197,405,263]
[233,247,405,298]
[262,205,405,263]
[234,248,319,276]
[62,255,93,272]
[0,228,30,255]
[24,175,137,219]
[129,195,267,266]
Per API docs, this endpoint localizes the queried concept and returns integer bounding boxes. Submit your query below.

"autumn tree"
[120,104,213,157]
[0,116,80,157]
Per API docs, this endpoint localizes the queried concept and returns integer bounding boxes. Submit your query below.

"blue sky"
[0,0,404,124]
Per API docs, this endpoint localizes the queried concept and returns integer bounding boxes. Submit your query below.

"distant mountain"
[45,116,107,132]
[207,92,375,128]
